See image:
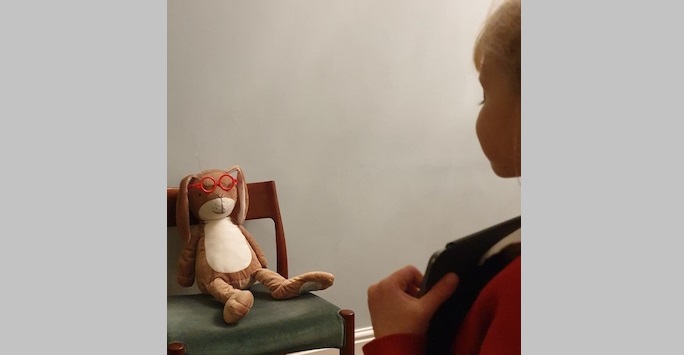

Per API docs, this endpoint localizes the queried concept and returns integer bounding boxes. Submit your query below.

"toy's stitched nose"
[211,197,227,214]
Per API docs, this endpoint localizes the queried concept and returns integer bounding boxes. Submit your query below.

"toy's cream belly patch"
[203,220,252,273]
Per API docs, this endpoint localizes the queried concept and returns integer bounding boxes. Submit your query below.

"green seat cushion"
[168,283,345,355]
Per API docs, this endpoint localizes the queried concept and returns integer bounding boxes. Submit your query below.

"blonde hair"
[473,0,521,92]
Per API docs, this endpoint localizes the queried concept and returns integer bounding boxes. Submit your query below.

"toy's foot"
[223,290,254,324]
[272,272,335,300]
[299,281,327,293]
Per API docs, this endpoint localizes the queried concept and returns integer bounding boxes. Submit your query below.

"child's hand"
[367,265,459,338]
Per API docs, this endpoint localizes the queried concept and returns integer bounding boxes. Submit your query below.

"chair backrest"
[167,180,289,278]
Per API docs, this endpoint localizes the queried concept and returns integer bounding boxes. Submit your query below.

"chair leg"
[168,342,186,355]
[339,309,355,355]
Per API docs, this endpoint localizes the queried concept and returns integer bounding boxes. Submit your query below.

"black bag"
[421,216,521,355]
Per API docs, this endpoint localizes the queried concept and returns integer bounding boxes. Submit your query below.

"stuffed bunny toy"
[176,165,335,324]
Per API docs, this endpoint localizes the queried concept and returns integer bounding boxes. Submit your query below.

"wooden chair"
[167,181,355,355]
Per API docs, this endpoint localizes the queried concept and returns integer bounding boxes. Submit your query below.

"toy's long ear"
[227,165,248,225]
[176,174,195,243]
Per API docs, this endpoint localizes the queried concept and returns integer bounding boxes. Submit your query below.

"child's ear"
[513,97,521,177]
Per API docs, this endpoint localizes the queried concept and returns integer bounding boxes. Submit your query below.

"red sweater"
[363,256,521,355]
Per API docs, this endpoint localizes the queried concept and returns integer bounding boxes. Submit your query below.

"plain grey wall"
[167,0,520,330]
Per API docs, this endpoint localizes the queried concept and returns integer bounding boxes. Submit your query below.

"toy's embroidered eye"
[201,178,214,190]
[219,175,236,190]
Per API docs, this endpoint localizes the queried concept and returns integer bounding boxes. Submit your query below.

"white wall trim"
[289,327,374,355]
[354,326,375,344]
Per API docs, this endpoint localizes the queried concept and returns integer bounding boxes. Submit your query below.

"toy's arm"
[177,226,200,287]
[239,225,268,268]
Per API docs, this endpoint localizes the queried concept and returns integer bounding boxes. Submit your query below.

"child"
[363,0,521,354]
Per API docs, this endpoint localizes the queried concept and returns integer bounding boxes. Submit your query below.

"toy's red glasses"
[188,174,238,193]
